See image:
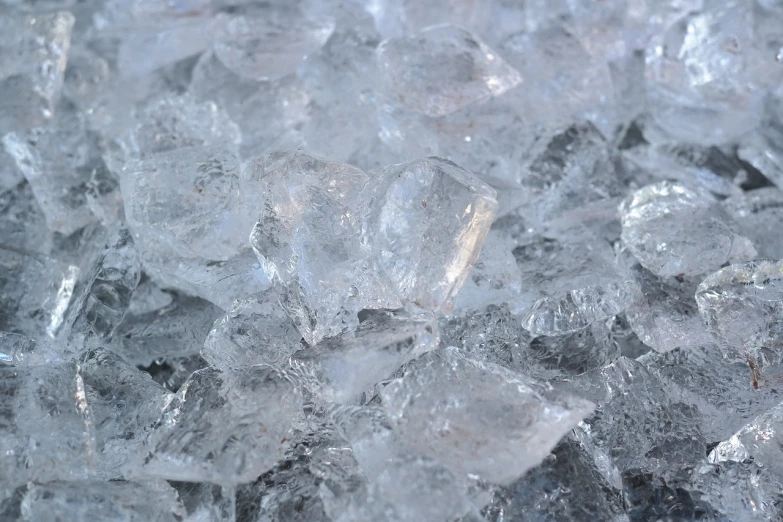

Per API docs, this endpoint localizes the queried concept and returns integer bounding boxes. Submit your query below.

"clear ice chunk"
[0,11,74,130]
[0,331,37,365]
[142,365,301,486]
[376,25,522,118]
[695,260,783,351]
[291,309,437,404]
[619,181,757,278]
[201,290,304,370]
[20,480,185,522]
[214,7,335,82]
[370,157,498,312]
[380,347,595,484]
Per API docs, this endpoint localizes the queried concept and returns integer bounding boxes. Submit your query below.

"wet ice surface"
[1,0,783,520]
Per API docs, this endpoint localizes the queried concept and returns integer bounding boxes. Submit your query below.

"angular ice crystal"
[381,347,594,485]
[696,260,783,351]
[113,293,223,366]
[0,332,36,365]
[291,309,437,404]
[142,365,301,485]
[248,149,380,345]
[376,25,522,118]
[21,480,184,522]
[723,187,783,259]
[620,181,757,278]
[1,363,92,489]
[214,7,335,82]
[122,146,253,261]
[66,227,141,347]
[201,290,304,370]
[370,157,498,312]
[0,11,74,130]
[710,401,783,480]
[643,344,783,441]
[512,228,637,336]
[3,103,103,235]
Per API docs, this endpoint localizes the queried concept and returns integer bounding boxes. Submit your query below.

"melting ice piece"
[0,363,93,489]
[122,146,253,261]
[21,480,184,522]
[248,149,383,345]
[62,47,111,111]
[291,309,438,404]
[512,229,637,336]
[620,181,756,278]
[723,187,783,260]
[201,289,304,370]
[142,365,301,486]
[376,25,522,118]
[380,347,594,485]
[0,11,74,130]
[709,401,783,480]
[371,157,498,312]
[696,260,783,351]
[214,7,335,82]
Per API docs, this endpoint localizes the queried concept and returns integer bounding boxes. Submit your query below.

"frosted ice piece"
[113,293,223,366]
[381,347,595,484]
[695,260,783,351]
[62,47,110,111]
[191,52,310,158]
[619,249,714,352]
[173,482,236,522]
[21,480,184,522]
[515,123,626,228]
[483,436,626,522]
[376,25,522,118]
[452,229,522,314]
[0,11,74,129]
[0,148,23,193]
[371,157,498,312]
[620,181,757,278]
[643,344,783,441]
[0,363,92,489]
[138,247,271,310]
[621,141,745,198]
[291,309,437,404]
[202,289,304,370]
[524,321,621,379]
[78,348,173,475]
[248,150,387,345]
[3,103,102,235]
[122,145,253,261]
[130,94,241,159]
[512,229,636,336]
[500,24,614,134]
[142,365,301,485]
[562,357,706,474]
[723,188,783,260]
[369,0,494,41]
[214,8,335,82]
[66,228,141,347]
[644,1,763,145]
[710,401,783,479]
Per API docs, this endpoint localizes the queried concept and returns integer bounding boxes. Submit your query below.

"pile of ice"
[1,0,783,520]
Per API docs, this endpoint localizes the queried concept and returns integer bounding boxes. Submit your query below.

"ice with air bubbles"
[2,0,783,520]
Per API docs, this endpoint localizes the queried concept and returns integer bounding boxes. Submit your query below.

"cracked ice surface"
[1,0,782,520]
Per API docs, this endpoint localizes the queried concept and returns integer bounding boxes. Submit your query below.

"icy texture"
[21,480,184,522]
[141,365,301,486]
[723,187,783,259]
[696,260,783,351]
[620,181,757,278]
[381,348,594,484]
[376,25,522,118]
